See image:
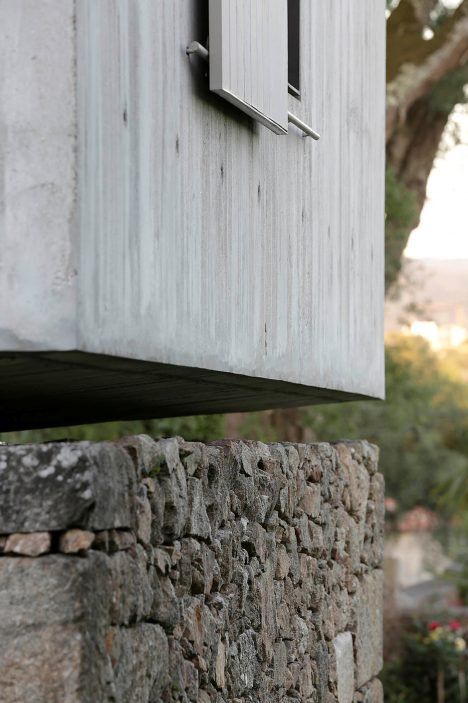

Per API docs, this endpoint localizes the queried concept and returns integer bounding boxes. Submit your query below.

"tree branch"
[387,0,468,141]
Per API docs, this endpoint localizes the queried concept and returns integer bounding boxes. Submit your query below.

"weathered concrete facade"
[0,436,384,702]
[0,1,385,429]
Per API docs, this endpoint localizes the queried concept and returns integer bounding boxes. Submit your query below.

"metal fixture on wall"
[186,40,320,140]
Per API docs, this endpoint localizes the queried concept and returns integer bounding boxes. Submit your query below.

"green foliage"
[441,507,468,604]
[382,621,468,703]
[444,551,468,605]
[436,462,468,516]
[233,411,281,444]
[385,167,419,292]
[428,64,468,116]
[0,413,226,445]
[302,335,468,516]
[429,1,466,31]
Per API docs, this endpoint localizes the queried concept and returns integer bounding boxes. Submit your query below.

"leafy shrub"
[382,620,467,703]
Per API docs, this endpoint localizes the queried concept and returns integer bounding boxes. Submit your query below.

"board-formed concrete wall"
[0,0,385,430]
[0,437,384,702]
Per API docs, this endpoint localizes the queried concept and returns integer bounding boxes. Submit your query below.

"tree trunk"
[437,665,445,703]
[386,0,468,289]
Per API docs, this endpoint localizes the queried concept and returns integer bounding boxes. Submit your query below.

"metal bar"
[288,112,320,140]
[185,44,320,141]
[186,41,209,61]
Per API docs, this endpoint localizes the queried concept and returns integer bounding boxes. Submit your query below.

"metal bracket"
[186,41,209,61]
[186,42,320,140]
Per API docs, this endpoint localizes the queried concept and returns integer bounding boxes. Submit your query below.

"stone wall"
[0,436,384,703]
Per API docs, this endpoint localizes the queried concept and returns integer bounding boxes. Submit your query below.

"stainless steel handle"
[288,112,320,140]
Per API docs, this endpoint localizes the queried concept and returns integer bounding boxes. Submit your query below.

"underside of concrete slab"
[0,352,370,431]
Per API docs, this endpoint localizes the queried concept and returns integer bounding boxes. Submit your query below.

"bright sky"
[405,101,468,260]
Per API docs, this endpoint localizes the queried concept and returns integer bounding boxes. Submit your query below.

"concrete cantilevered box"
[0,0,385,430]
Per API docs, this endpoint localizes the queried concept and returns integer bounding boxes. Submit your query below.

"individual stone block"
[108,529,137,552]
[186,477,211,540]
[106,623,169,702]
[213,638,226,689]
[354,571,384,688]
[0,442,136,533]
[334,632,355,703]
[335,444,370,522]
[1,623,90,703]
[153,547,172,574]
[333,587,352,634]
[135,487,152,545]
[59,529,95,553]
[300,483,321,518]
[149,569,180,628]
[228,630,258,696]
[4,531,51,556]
[160,463,189,540]
[118,434,172,478]
[0,554,112,703]
[275,544,291,579]
[354,678,384,703]
[108,547,153,626]
[362,474,385,568]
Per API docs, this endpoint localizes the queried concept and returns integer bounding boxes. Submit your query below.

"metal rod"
[186,41,209,61]
[288,112,320,140]
[185,45,320,141]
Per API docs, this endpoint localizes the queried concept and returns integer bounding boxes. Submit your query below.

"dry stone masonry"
[0,437,384,703]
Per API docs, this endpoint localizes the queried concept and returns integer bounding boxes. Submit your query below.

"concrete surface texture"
[0,0,385,427]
